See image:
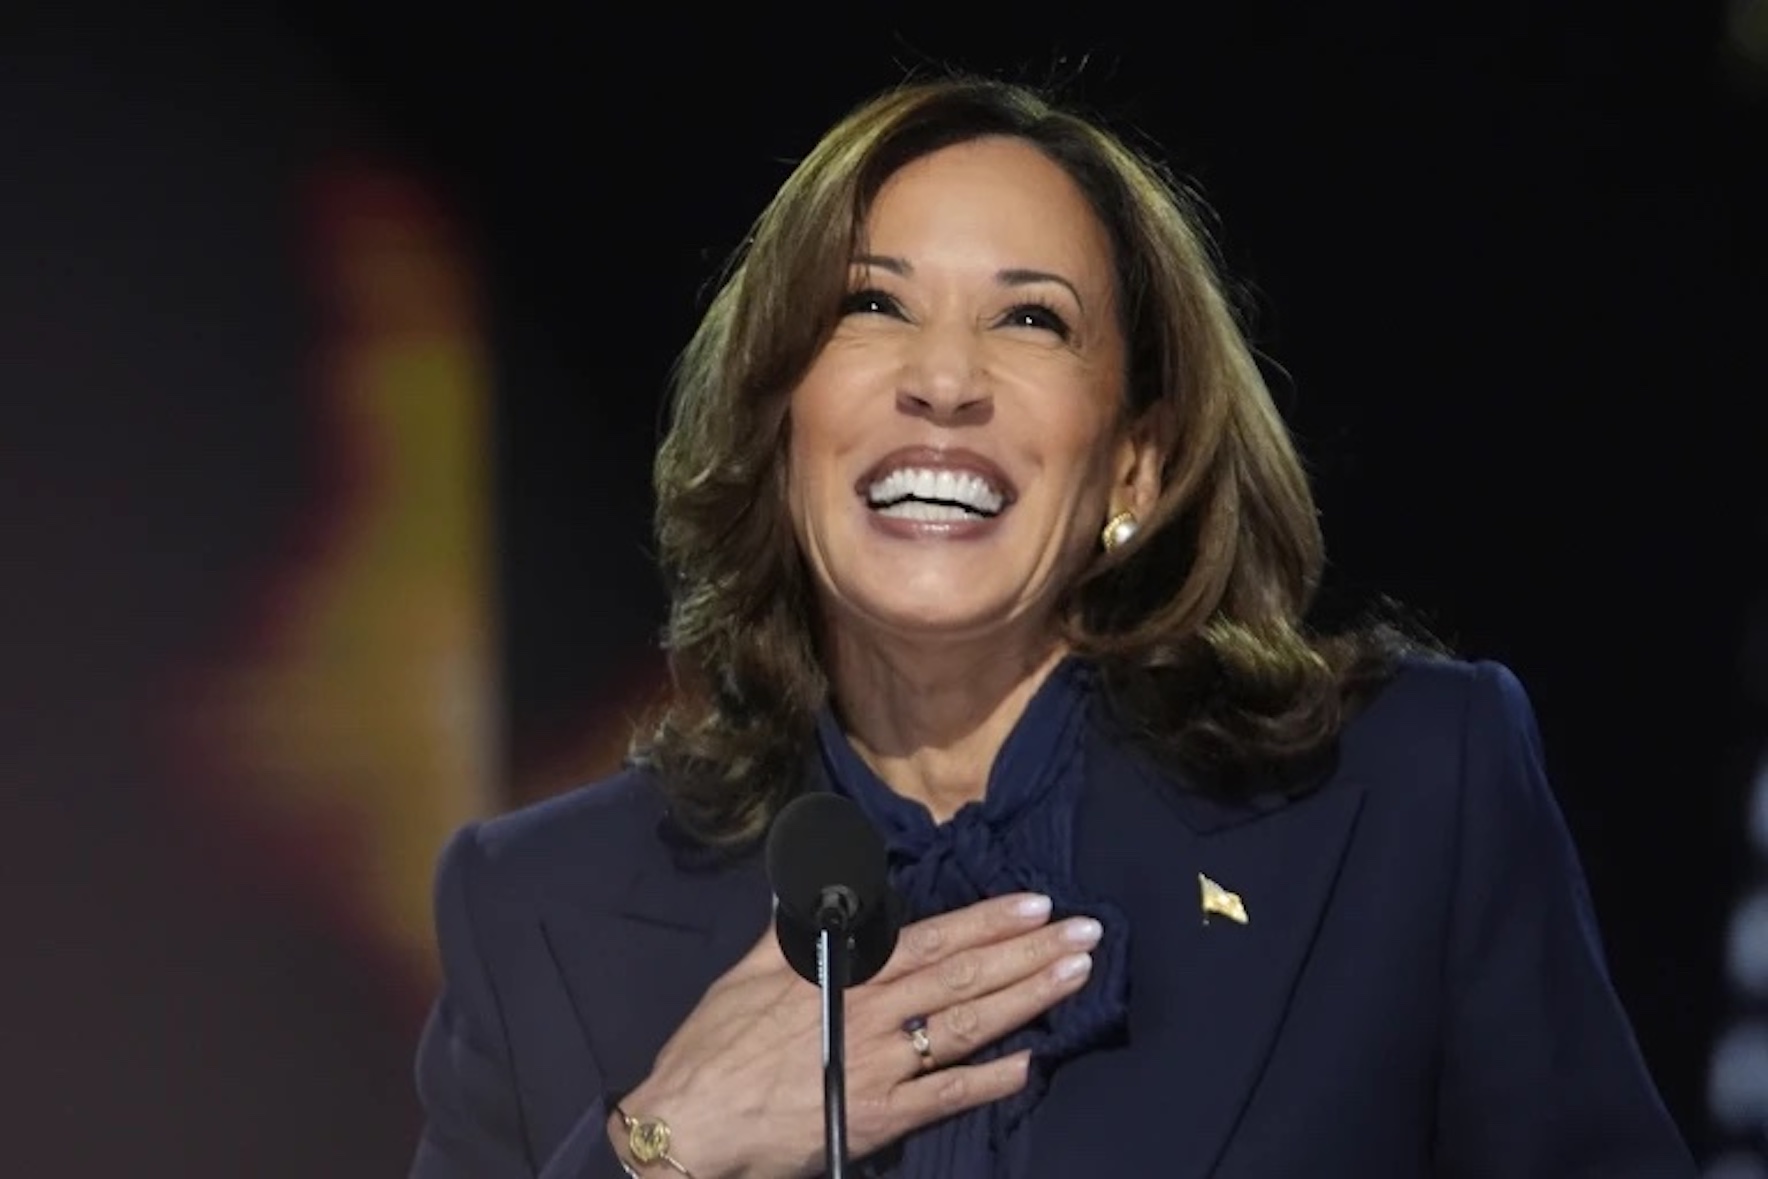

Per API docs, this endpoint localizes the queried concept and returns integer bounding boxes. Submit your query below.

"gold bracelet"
[613,1103,695,1177]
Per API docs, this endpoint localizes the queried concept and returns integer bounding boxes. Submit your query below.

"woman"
[410,76,1694,1177]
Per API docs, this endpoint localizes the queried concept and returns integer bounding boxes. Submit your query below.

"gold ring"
[902,1015,935,1070]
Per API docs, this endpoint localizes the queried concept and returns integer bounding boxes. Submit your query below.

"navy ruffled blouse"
[813,658,1130,1177]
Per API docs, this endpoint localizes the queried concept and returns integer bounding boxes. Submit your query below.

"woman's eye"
[839,289,903,318]
[1001,302,1072,339]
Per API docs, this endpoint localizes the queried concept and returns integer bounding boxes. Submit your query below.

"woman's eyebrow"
[852,254,1085,311]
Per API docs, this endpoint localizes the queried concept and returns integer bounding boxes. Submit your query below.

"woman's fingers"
[867,893,1056,985]
[896,936,1096,1070]
[883,1050,1036,1130]
[882,915,1102,1029]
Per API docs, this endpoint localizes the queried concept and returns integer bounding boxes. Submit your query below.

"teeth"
[866,467,1006,515]
[876,501,979,522]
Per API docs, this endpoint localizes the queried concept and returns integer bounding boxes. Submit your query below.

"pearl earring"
[1101,510,1139,551]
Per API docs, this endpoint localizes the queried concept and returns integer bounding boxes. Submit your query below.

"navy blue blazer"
[409,659,1695,1177]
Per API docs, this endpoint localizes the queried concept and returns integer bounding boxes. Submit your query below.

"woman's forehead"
[852,138,1114,287]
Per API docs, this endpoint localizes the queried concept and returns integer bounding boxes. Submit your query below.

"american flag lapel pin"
[1199,872,1248,925]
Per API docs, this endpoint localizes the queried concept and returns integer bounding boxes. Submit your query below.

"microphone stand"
[814,888,857,1179]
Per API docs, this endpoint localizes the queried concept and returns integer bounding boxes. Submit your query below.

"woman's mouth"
[865,467,1007,521]
[856,447,1017,527]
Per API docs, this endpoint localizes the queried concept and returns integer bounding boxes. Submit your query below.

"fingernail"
[1053,953,1093,983]
[1063,917,1103,947]
[1014,894,1053,919]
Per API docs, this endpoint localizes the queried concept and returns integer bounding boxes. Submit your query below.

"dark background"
[5,2,1764,1173]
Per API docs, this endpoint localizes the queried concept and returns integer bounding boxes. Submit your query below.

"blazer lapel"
[1035,750,1368,1177]
[1162,782,1367,1174]
[537,841,771,1128]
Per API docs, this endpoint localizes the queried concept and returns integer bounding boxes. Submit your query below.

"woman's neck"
[824,626,1069,823]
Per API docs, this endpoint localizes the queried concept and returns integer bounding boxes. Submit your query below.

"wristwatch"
[614,1104,693,1176]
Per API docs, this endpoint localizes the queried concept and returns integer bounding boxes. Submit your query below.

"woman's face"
[786,135,1152,651]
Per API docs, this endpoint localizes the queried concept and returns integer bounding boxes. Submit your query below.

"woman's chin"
[837,593,1042,649]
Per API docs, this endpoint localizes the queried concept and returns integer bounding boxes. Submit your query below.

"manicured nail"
[1063,917,1103,947]
[1014,894,1054,919]
[1053,953,1093,983]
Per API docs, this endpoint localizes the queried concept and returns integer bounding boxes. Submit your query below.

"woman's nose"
[895,325,992,423]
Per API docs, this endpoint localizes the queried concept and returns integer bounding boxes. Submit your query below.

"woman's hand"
[608,892,1101,1178]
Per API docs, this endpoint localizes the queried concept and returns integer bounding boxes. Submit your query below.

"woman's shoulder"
[1350,653,1535,736]
[442,765,675,901]
[1352,652,1531,726]
[1335,653,1547,807]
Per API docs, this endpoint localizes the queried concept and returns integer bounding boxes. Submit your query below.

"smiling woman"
[409,75,1695,1178]
[788,138,1145,740]
[645,82,1355,851]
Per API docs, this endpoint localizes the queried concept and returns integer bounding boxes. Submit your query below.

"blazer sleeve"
[410,824,631,1179]
[1432,662,1695,1177]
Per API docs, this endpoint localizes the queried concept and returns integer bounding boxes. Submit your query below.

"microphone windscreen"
[773,888,902,987]
[765,792,888,925]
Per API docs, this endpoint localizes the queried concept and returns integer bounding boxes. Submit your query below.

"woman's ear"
[1109,426,1164,521]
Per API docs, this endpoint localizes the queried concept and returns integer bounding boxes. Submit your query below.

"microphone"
[765,793,901,1178]
[768,792,899,985]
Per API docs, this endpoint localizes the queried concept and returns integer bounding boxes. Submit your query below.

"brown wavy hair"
[635,75,1431,846]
